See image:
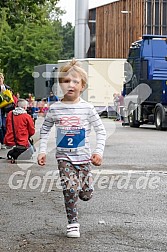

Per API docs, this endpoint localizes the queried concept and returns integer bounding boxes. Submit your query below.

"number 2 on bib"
[68,138,73,146]
[56,127,85,150]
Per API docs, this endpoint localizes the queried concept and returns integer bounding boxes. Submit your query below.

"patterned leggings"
[58,160,94,224]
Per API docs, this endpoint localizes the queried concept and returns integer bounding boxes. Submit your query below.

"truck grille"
[153,69,167,80]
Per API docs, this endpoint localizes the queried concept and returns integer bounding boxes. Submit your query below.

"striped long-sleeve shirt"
[39,98,106,164]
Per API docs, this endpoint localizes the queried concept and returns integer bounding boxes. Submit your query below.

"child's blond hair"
[58,59,87,87]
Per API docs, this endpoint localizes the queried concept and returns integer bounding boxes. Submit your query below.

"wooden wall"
[95,0,144,58]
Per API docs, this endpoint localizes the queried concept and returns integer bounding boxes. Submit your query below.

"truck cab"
[123,34,167,130]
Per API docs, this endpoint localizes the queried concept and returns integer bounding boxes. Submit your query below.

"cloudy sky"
[58,0,117,25]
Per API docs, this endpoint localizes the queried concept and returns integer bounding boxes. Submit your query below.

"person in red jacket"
[4,99,35,148]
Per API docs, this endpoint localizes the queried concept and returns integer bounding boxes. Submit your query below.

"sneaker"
[1,144,6,149]
[66,223,80,238]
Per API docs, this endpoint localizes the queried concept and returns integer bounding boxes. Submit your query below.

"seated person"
[4,99,35,148]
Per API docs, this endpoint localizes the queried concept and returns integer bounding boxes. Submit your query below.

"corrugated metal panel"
[90,0,167,59]
[95,0,144,58]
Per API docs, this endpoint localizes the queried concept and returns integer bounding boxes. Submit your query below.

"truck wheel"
[128,103,140,128]
[155,107,163,130]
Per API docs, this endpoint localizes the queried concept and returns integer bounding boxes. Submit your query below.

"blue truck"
[123,34,167,130]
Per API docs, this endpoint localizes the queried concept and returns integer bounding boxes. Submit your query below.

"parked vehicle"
[34,64,58,100]
[123,34,167,130]
[34,59,126,115]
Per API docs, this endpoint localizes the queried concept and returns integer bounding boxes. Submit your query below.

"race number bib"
[56,126,85,151]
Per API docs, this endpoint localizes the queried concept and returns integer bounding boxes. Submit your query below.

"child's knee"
[79,189,93,201]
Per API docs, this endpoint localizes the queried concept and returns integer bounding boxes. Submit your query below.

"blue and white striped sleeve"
[39,109,54,154]
[89,106,106,157]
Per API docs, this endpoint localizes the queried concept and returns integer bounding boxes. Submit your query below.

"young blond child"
[38,59,106,238]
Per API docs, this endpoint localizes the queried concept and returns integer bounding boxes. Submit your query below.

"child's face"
[60,71,84,101]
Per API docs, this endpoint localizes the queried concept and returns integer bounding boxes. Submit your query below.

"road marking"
[92,169,167,175]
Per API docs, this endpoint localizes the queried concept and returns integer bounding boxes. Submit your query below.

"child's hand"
[37,153,46,166]
[91,154,102,166]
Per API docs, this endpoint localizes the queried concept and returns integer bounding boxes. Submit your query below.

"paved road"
[0,118,167,252]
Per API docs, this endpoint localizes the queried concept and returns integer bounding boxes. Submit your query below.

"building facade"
[88,0,167,59]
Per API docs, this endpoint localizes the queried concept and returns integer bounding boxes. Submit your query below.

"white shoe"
[1,144,6,149]
[66,223,80,238]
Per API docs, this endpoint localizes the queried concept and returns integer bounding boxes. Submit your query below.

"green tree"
[0,0,63,28]
[0,18,62,93]
[0,2,74,95]
[61,22,74,60]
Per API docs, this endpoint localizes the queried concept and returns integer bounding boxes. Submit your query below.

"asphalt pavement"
[0,117,167,252]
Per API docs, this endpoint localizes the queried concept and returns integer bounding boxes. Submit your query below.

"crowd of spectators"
[0,72,59,150]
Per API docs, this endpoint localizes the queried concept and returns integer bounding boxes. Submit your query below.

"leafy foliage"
[61,22,74,60]
[0,0,62,28]
[0,20,62,93]
[0,1,75,96]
